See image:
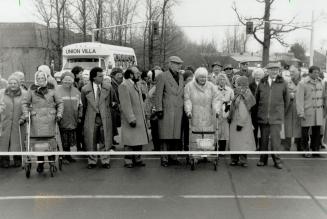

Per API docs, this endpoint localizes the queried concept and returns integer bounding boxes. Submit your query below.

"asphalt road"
[0,155,327,219]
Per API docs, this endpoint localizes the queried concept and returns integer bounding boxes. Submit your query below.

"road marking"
[181,195,313,200]
[1,194,327,201]
[0,195,163,200]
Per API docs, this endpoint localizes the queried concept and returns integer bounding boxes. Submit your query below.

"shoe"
[169,159,181,165]
[67,157,76,163]
[124,163,134,168]
[303,154,312,158]
[113,140,119,145]
[161,161,168,167]
[36,164,44,173]
[239,162,248,167]
[229,161,238,166]
[134,161,146,167]
[274,163,283,169]
[87,164,96,169]
[102,163,111,169]
[312,154,323,158]
[257,161,267,167]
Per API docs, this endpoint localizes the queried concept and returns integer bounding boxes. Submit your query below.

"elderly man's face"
[268,68,279,79]
[254,72,264,83]
[241,63,248,70]
[213,65,221,74]
[169,62,182,73]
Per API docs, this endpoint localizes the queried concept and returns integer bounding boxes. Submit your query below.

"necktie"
[96,85,101,104]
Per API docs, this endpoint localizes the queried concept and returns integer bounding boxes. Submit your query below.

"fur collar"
[30,83,55,90]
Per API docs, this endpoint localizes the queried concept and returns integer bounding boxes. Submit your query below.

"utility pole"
[309,11,315,66]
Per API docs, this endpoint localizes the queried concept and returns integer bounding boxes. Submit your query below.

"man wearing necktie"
[81,67,113,169]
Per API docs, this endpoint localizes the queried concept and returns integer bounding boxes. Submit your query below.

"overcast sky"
[0,0,326,54]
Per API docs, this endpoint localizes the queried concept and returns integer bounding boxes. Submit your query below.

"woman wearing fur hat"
[0,75,27,168]
[228,76,256,167]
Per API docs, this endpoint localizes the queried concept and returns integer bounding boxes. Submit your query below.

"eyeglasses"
[225,68,233,70]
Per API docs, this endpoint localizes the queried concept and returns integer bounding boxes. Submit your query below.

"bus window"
[100,59,106,70]
[64,58,99,70]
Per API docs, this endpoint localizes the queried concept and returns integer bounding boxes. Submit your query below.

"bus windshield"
[64,58,100,70]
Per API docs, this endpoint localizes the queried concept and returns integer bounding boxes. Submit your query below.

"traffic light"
[152,21,159,35]
[246,21,253,34]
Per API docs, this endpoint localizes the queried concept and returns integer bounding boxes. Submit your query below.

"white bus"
[55,42,137,81]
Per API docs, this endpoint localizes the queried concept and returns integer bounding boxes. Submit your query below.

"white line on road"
[1,194,327,201]
[0,195,163,200]
[181,195,314,200]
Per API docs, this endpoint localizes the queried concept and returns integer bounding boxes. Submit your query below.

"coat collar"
[165,70,183,93]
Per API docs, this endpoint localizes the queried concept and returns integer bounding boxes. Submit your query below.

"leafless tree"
[232,0,309,66]
[221,25,247,54]
[34,0,54,64]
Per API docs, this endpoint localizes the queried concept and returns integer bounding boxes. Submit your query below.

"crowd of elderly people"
[0,57,326,171]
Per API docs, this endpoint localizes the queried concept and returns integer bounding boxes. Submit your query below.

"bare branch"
[231,2,246,25]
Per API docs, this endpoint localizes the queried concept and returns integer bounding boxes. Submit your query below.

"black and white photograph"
[0,0,327,218]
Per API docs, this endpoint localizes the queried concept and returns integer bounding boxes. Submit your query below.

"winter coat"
[296,76,325,127]
[81,82,113,150]
[229,97,256,151]
[22,83,63,138]
[284,81,301,138]
[256,75,290,125]
[111,79,121,129]
[56,85,82,130]
[185,80,220,149]
[155,70,184,139]
[184,80,220,131]
[118,79,149,146]
[249,81,259,127]
[217,85,234,140]
[0,88,27,152]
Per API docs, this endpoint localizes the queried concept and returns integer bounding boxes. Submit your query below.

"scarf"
[5,87,22,98]
[228,87,256,123]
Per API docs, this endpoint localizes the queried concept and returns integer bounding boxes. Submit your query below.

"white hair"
[252,68,265,77]
[194,67,208,79]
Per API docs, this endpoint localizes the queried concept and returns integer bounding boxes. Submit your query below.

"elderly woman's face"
[217,76,226,87]
[196,75,207,86]
[9,79,19,91]
[254,72,264,82]
[62,76,74,88]
[36,74,47,86]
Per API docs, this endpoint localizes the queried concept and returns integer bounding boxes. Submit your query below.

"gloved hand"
[224,102,231,112]
[236,125,243,131]
[18,118,25,125]
[186,112,192,119]
[156,111,164,120]
[142,93,146,101]
[56,116,62,123]
[129,120,136,128]
[216,113,220,119]
[78,118,82,124]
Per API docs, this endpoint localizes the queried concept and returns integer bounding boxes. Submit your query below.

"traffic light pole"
[91,20,157,42]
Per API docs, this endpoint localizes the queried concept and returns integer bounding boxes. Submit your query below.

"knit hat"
[236,76,249,88]
[38,65,51,77]
[61,71,75,81]
[7,74,20,85]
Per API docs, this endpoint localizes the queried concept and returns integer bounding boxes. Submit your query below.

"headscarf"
[5,74,22,97]
[61,71,75,81]
[228,76,256,123]
[35,70,48,87]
